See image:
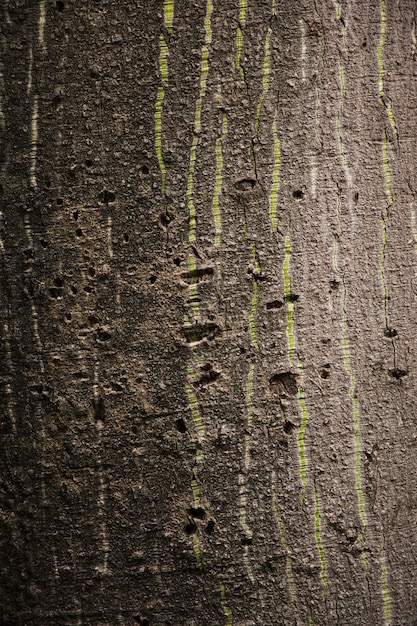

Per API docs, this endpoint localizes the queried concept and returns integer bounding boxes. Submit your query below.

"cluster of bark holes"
[184,507,215,536]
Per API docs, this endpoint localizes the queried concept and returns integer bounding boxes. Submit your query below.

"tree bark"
[1,0,417,624]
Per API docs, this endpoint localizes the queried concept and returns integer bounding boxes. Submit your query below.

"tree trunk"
[1,0,417,624]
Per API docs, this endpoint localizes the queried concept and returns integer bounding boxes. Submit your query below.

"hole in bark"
[40,239,48,248]
[183,322,220,344]
[354,192,359,204]
[56,0,64,10]
[84,285,93,293]
[279,439,288,449]
[320,364,331,379]
[362,39,367,48]
[205,520,215,534]
[65,312,72,321]
[283,420,296,434]
[330,278,340,290]
[269,372,298,396]
[176,418,187,433]
[388,367,408,379]
[72,210,79,220]
[70,285,78,294]
[49,287,61,299]
[293,189,304,199]
[184,520,197,535]
[92,397,105,421]
[241,536,253,546]
[266,300,284,310]
[141,164,149,175]
[75,228,83,237]
[384,328,398,338]
[149,275,157,284]
[181,266,214,283]
[188,507,206,520]
[56,197,63,205]
[133,618,149,626]
[123,233,129,242]
[234,177,256,191]
[85,158,93,167]
[54,277,64,287]
[284,293,299,303]
[97,329,112,341]
[160,212,173,227]
[99,190,116,203]
[173,257,181,266]
[88,266,95,277]
[194,365,220,387]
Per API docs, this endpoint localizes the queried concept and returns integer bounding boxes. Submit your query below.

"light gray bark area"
[1,1,417,624]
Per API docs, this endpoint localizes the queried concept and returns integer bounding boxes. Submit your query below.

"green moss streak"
[249,242,260,350]
[218,578,232,626]
[187,252,200,318]
[314,485,329,598]
[255,24,272,135]
[155,36,169,197]
[411,210,417,253]
[381,550,392,625]
[213,113,227,247]
[186,381,205,455]
[380,217,388,327]
[164,0,174,34]
[244,360,255,470]
[271,471,297,611]
[378,0,398,136]
[236,0,246,82]
[283,236,295,364]
[187,0,213,244]
[342,289,367,528]
[269,114,280,232]
[297,380,309,501]
[382,133,393,205]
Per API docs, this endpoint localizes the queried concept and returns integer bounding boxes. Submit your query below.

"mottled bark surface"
[1,0,417,624]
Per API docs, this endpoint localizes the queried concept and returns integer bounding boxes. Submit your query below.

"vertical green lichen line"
[249,242,260,350]
[255,0,274,135]
[283,236,295,364]
[382,132,393,205]
[271,471,298,613]
[269,113,280,232]
[213,113,227,247]
[378,0,398,136]
[218,577,233,626]
[187,0,213,244]
[155,35,169,197]
[239,474,254,582]
[244,360,255,470]
[186,372,205,461]
[381,132,392,327]
[236,0,247,82]
[314,485,329,598]
[342,287,367,529]
[191,478,203,567]
[164,0,174,34]
[381,550,392,625]
[297,378,309,501]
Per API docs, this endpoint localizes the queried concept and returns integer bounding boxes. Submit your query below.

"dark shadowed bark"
[2,0,417,624]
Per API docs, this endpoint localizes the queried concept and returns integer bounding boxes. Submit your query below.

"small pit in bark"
[269,372,298,396]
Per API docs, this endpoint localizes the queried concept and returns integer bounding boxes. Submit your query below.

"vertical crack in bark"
[341,285,366,530]
[236,0,247,83]
[186,0,213,320]
[93,363,110,576]
[238,473,254,582]
[38,0,46,55]
[2,323,16,431]
[271,471,299,618]
[378,0,398,137]
[380,548,392,625]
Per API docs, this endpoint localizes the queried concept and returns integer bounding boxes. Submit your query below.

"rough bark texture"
[1,0,417,624]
